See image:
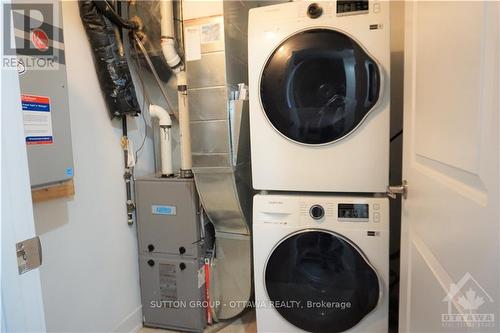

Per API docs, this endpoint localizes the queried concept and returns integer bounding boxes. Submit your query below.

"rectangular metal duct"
[183,0,256,320]
[184,1,254,236]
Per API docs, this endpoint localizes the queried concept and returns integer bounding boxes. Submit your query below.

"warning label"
[159,263,178,302]
[21,94,53,145]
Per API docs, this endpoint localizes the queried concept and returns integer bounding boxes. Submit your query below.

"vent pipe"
[149,104,173,177]
[159,0,182,70]
[160,0,192,177]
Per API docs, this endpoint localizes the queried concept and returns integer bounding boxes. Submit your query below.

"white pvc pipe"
[149,104,173,177]
[160,0,182,70]
[159,0,192,174]
[177,71,192,172]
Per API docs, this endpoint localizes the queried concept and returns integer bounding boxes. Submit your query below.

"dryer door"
[265,230,380,333]
[260,29,380,145]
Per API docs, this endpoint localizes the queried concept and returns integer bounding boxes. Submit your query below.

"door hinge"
[16,236,42,274]
[387,180,408,200]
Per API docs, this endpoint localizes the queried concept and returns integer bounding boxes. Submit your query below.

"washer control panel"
[338,203,369,221]
[253,194,388,228]
[336,0,369,16]
[298,199,385,226]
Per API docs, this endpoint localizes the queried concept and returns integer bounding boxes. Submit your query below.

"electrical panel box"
[136,177,202,257]
[139,254,206,332]
[15,1,74,188]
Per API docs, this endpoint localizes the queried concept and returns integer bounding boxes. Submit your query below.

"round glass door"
[265,231,379,333]
[260,29,381,145]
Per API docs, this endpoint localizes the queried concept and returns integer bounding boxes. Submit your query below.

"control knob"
[307,3,323,19]
[309,204,325,220]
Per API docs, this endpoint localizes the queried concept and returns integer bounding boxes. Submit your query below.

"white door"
[399,2,499,332]
[1,2,46,329]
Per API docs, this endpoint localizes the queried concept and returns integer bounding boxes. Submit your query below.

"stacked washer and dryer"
[248,1,390,332]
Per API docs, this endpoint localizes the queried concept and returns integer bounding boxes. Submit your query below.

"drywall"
[32,2,157,332]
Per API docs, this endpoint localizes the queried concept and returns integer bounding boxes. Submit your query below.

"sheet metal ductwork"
[79,1,140,118]
[183,1,256,320]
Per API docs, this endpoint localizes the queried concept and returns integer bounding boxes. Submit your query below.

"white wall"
[32,2,156,332]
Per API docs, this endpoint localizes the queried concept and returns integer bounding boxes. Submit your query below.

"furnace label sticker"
[201,22,222,44]
[159,263,178,302]
[21,94,53,145]
[184,26,201,61]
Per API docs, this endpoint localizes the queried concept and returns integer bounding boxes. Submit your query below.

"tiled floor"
[139,310,256,333]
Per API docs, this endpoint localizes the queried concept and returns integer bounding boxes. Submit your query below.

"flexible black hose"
[79,0,140,118]
[93,0,138,30]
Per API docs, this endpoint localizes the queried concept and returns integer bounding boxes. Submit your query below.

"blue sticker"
[152,205,177,216]
[26,136,53,144]
[65,168,73,177]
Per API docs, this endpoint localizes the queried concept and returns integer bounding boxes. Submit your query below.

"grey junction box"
[17,1,74,188]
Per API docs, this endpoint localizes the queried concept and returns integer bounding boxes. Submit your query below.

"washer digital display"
[338,203,369,219]
[336,1,369,15]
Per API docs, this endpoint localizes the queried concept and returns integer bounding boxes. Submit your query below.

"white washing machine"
[248,1,390,193]
[253,194,388,333]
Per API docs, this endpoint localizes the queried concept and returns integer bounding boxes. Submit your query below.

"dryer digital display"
[338,203,369,219]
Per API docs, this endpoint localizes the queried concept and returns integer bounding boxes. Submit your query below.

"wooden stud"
[31,179,75,203]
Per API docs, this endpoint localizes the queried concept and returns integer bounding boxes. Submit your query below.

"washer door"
[260,29,381,145]
[265,230,380,333]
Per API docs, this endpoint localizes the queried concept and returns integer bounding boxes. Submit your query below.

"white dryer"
[248,1,390,193]
[253,194,388,333]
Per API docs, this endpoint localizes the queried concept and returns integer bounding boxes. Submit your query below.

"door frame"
[1,1,46,329]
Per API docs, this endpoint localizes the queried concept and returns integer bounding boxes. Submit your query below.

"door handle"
[365,60,379,107]
[387,180,408,199]
[16,236,42,274]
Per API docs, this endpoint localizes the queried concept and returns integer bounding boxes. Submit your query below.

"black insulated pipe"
[93,0,139,30]
[79,0,140,118]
